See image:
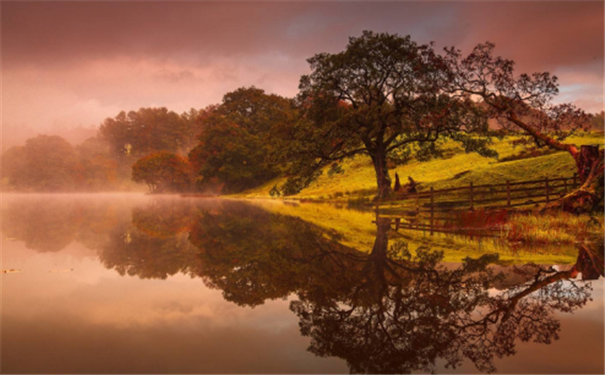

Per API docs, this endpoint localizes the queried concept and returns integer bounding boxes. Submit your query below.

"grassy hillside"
[239,133,603,202]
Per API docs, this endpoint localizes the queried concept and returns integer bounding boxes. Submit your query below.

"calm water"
[1,194,603,374]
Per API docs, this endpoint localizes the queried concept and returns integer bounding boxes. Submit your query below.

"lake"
[1,194,603,374]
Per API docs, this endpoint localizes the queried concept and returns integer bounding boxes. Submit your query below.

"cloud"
[1,1,602,138]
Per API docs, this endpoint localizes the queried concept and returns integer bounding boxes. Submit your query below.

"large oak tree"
[279,31,494,199]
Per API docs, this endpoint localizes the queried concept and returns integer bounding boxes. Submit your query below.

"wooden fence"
[376,173,579,236]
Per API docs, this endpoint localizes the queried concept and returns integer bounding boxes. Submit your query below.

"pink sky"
[1,1,603,146]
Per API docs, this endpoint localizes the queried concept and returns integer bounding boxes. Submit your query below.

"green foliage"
[132,151,193,193]
[414,141,446,162]
[189,87,295,193]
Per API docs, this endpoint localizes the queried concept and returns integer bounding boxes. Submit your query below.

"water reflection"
[2,196,603,374]
[293,221,599,374]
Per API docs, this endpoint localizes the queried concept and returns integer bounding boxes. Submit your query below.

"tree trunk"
[499,112,602,214]
[549,146,604,213]
[371,148,392,200]
[360,218,392,300]
[573,243,604,280]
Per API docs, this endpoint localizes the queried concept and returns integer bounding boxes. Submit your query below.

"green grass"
[238,133,603,202]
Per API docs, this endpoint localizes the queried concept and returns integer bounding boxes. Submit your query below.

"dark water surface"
[1,194,603,374]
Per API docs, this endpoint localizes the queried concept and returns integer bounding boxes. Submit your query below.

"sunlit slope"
[247,199,580,265]
[240,133,603,201]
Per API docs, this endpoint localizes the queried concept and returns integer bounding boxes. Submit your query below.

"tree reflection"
[188,201,359,306]
[98,224,200,279]
[1,200,80,252]
[187,208,600,374]
[98,200,201,279]
[290,219,600,374]
[1,197,127,252]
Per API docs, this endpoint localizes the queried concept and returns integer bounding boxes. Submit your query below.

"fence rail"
[376,173,579,236]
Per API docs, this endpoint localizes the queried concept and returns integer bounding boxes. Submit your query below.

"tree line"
[2,31,602,212]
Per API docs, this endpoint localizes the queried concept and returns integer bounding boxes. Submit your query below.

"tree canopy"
[98,107,202,161]
[189,87,296,193]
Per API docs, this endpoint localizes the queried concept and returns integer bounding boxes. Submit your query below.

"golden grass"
[506,211,601,246]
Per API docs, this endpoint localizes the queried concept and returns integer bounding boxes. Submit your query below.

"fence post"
[563,177,568,193]
[430,187,434,236]
[469,181,474,210]
[415,192,420,229]
[506,180,511,208]
[545,176,550,203]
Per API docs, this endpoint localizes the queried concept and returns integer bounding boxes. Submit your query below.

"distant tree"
[180,107,207,152]
[132,151,193,193]
[278,31,493,199]
[76,136,119,190]
[98,107,201,162]
[189,87,295,193]
[443,43,603,212]
[1,145,27,187]
[1,135,82,191]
